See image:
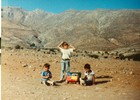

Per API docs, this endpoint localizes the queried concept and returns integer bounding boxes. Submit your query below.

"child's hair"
[43,63,50,69]
[62,42,69,47]
[84,63,91,69]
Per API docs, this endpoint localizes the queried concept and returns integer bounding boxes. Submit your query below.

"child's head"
[43,63,50,71]
[62,42,69,49]
[84,63,91,72]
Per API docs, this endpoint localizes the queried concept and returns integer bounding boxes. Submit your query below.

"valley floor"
[1,49,140,100]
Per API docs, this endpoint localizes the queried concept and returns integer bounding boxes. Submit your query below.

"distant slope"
[1,7,140,50]
[2,20,42,48]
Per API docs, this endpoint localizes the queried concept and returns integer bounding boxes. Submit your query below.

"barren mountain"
[1,7,140,50]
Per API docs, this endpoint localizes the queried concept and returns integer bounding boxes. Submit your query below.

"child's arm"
[57,41,64,50]
[41,71,52,79]
[41,75,50,79]
[69,44,75,50]
[83,75,87,80]
[92,75,95,84]
[41,74,52,79]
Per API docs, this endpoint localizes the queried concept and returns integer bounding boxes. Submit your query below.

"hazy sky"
[2,0,140,13]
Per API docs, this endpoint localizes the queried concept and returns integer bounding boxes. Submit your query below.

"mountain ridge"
[2,6,140,50]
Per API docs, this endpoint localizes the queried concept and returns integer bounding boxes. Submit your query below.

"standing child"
[57,41,75,82]
[80,63,95,86]
[41,63,54,85]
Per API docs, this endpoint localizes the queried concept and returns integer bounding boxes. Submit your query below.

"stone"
[114,71,117,74]
[29,66,32,68]
[110,79,113,82]
[33,67,36,71]
[125,58,129,61]
[122,92,127,95]
[117,78,120,81]
[123,71,126,74]
[96,70,100,72]
[130,59,133,61]
[125,82,130,84]
[63,97,68,100]
[129,71,134,75]
[23,64,28,67]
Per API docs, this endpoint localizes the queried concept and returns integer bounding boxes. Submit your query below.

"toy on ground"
[66,72,81,84]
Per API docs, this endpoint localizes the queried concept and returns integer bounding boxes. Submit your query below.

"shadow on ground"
[96,75,113,79]
[95,75,113,85]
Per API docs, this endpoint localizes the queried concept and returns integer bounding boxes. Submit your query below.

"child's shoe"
[50,82,55,86]
[41,81,46,85]
[80,78,86,86]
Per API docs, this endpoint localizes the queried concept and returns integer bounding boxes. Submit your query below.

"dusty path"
[1,49,140,100]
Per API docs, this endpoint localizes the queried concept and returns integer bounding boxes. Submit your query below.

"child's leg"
[85,80,93,86]
[60,61,65,80]
[41,78,47,85]
[47,80,54,85]
[65,60,70,76]
[41,81,46,85]
[80,78,86,86]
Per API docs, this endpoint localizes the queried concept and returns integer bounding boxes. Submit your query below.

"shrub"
[47,52,50,54]
[20,47,24,49]
[84,51,88,54]
[104,56,108,58]
[105,51,109,55]
[30,43,35,47]
[119,54,124,60]
[88,54,99,59]
[15,45,20,49]
[34,35,38,38]
[50,48,56,52]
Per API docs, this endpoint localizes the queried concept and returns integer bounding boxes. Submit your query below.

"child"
[41,63,54,85]
[80,63,95,86]
[57,41,75,82]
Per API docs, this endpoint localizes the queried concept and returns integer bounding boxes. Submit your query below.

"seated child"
[80,63,95,86]
[41,63,54,86]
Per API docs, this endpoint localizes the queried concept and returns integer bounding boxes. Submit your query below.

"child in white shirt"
[80,63,95,86]
[57,41,75,81]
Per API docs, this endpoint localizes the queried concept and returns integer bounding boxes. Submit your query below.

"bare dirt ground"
[1,49,140,100]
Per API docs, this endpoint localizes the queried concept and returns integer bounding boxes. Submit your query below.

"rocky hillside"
[1,6,140,50]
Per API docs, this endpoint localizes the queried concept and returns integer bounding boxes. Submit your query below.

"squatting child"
[41,63,54,85]
[80,63,95,86]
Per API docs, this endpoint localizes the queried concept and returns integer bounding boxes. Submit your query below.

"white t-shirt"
[60,48,73,59]
[84,70,95,81]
